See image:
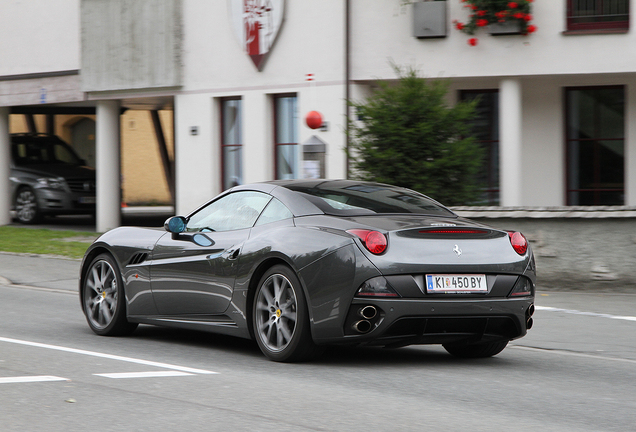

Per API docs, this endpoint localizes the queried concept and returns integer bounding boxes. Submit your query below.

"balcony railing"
[567,0,629,31]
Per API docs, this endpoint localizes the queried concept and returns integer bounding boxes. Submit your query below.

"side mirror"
[164,216,187,234]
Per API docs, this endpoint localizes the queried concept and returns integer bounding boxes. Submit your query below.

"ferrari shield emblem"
[228,0,285,71]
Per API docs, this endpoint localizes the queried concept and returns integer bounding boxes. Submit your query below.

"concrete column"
[96,100,121,232]
[499,79,523,207]
[0,107,10,225]
[243,92,271,184]
[174,94,216,215]
[626,84,636,206]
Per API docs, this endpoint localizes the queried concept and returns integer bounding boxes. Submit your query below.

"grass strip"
[0,226,97,259]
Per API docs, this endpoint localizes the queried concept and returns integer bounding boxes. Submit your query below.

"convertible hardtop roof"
[265,179,456,218]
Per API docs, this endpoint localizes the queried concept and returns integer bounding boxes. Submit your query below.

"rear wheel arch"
[250,263,322,361]
[246,257,303,339]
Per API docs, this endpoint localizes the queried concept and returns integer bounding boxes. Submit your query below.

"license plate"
[79,196,96,204]
[426,274,487,293]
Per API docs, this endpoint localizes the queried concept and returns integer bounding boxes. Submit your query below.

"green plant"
[454,0,536,46]
[348,66,485,206]
[0,226,96,259]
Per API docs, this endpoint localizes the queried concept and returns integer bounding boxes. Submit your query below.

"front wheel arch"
[81,251,137,336]
[14,185,40,224]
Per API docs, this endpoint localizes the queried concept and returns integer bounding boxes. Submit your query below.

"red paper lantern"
[305,111,323,129]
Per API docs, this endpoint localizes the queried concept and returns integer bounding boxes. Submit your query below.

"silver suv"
[10,133,96,224]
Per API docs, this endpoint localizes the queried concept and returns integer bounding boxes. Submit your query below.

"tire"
[82,253,138,336]
[252,265,322,362]
[14,187,41,224]
[443,340,508,358]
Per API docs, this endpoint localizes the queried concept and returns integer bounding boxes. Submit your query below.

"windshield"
[12,140,83,166]
[284,181,456,217]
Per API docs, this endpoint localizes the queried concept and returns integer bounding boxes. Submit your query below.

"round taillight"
[364,231,387,255]
[508,231,528,255]
[347,229,388,255]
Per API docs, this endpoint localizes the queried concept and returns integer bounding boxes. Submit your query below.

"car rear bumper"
[313,296,534,347]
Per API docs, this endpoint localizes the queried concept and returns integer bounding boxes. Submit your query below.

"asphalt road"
[5,212,636,430]
[1,270,636,431]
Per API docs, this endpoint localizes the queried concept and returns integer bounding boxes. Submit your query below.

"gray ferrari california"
[80,180,535,362]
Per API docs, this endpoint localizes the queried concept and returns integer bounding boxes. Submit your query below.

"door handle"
[224,248,240,260]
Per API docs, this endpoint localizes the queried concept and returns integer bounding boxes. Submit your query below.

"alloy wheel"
[254,273,298,353]
[15,188,39,223]
[84,258,119,330]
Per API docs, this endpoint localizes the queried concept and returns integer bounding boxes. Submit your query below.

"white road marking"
[511,346,636,365]
[94,371,194,379]
[0,336,218,375]
[535,306,636,322]
[0,376,69,384]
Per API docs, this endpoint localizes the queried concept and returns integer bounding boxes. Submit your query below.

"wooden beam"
[150,110,175,204]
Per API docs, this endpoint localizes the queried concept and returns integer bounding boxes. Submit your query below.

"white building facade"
[1,0,635,229]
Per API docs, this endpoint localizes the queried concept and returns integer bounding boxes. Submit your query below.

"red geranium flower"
[527,24,537,33]
[454,0,536,39]
[468,38,478,46]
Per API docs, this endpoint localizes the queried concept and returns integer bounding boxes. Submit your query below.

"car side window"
[254,198,293,226]
[186,191,271,232]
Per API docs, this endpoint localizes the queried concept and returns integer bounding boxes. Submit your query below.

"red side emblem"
[228,0,285,71]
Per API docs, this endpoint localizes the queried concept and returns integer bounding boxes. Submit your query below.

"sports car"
[79,180,536,362]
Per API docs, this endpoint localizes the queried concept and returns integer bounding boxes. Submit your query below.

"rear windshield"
[284,182,456,217]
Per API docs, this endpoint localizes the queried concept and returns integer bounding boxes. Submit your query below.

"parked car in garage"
[10,133,96,224]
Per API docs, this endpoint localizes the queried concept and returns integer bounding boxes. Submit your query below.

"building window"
[567,0,629,32]
[221,97,242,190]
[566,86,625,205]
[460,90,499,206]
[274,94,298,180]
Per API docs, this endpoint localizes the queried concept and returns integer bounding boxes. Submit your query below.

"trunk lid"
[343,215,530,274]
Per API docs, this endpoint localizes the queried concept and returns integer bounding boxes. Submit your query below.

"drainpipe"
[345,0,351,179]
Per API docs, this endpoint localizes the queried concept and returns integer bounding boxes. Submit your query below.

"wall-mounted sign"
[228,0,285,71]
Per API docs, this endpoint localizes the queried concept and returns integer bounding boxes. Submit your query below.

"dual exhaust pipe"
[351,305,378,334]
[526,303,535,330]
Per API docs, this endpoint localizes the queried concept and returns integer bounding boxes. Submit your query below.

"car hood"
[13,164,95,179]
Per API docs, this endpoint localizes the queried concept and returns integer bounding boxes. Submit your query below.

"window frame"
[220,96,243,191]
[564,85,625,206]
[566,0,630,32]
[459,89,500,206]
[273,93,299,180]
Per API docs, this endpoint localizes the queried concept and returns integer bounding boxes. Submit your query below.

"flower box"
[488,21,521,35]
[413,1,447,39]
[453,0,536,45]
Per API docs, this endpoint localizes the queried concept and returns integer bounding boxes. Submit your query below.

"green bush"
[348,66,484,206]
